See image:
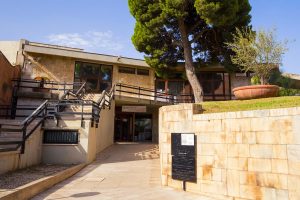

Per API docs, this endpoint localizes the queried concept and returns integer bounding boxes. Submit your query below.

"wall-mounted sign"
[122,106,147,113]
[181,134,194,146]
[171,133,196,183]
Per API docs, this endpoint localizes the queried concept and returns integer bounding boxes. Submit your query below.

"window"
[137,69,149,76]
[119,66,136,74]
[74,61,113,92]
[43,130,79,144]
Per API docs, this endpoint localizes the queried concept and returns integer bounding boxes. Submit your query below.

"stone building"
[0,39,251,174]
[0,39,251,144]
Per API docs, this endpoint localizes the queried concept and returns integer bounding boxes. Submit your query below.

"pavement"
[32,143,213,200]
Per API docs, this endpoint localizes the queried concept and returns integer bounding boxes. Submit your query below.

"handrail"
[0,100,48,153]
[21,100,48,126]
[115,83,194,104]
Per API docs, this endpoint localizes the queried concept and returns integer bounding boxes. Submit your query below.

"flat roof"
[23,40,149,68]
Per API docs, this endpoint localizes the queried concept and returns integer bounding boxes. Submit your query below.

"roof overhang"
[23,43,149,68]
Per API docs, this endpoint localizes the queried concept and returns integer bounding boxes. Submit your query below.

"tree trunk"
[178,19,204,102]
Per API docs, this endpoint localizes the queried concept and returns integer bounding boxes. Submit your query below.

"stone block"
[276,189,289,200]
[292,116,300,144]
[239,185,263,200]
[186,181,201,193]
[271,117,293,132]
[256,173,288,189]
[239,171,258,186]
[250,118,272,132]
[248,158,272,172]
[288,160,300,176]
[242,132,256,144]
[197,132,226,144]
[287,145,300,162]
[200,180,227,196]
[250,144,273,159]
[272,145,287,159]
[198,156,214,167]
[271,159,288,174]
[228,144,249,158]
[222,119,241,132]
[211,168,222,182]
[288,175,300,191]
[227,170,240,197]
[261,187,277,199]
[201,165,212,180]
[227,158,248,171]
[167,176,182,189]
[256,131,281,144]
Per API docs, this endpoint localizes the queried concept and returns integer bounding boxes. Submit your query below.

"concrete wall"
[231,74,251,89]
[0,41,21,65]
[0,125,43,175]
[42,101,115,164]
[159,104,300,200]
[0,52,20,105]
[96,101,115,153]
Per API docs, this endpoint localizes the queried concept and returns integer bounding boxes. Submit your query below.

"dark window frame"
[137,68,150,76]
[118,66,136,74]
[43,130,79,144]
[74,61,113,93]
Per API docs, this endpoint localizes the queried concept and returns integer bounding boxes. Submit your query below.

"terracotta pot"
[233,85,279,100]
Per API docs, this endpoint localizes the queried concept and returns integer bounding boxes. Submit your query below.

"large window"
[74,62,113,92]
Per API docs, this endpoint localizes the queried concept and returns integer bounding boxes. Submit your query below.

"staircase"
[0,80,114,153]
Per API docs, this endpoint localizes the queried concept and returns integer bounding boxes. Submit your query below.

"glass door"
[134,114,152,142]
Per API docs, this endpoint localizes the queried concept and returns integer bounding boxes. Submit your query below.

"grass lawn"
[201,96,300,113]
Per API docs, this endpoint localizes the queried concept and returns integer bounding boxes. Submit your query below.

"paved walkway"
[33,143,213,200]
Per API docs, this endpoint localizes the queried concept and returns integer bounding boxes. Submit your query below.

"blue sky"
[0,0,299,74]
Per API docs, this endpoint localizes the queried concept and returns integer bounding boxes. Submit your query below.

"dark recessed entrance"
[114,107,152,142]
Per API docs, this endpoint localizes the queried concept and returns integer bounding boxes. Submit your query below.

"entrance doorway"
[114,112,152,142]
[134,114,152,142]
[114,114,133,142]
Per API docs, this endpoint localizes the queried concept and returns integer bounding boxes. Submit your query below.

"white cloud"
[47,31,124,53]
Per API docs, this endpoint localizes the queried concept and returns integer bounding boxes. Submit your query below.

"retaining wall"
[159,104,300,200]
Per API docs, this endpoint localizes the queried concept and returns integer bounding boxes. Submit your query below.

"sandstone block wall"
[159,104,300,200]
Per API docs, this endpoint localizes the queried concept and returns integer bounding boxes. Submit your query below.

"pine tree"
[129,0,252,102]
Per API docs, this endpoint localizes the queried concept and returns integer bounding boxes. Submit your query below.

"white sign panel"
[181,134,194,146]
[122,106,147,113]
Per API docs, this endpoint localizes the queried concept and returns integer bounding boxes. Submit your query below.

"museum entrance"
[114,109,153,142]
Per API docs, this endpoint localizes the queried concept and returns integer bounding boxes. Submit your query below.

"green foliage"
[128,0,252,72]
[251,75,261,85]
[200,96,300,113]
[279,88,300,97]
[269,70,294,88]
[226,28,288,84]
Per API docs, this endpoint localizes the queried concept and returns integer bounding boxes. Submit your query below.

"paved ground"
[33,143,213,200]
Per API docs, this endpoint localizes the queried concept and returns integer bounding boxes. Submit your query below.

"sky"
[0,0,299,74]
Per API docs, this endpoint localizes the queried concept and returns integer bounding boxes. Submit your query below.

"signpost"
[122,106,147,113]
[171,133,196,191]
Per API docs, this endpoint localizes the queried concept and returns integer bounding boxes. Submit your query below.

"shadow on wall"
[0,51,20,105]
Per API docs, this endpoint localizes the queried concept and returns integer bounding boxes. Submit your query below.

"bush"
[279,88,300,96]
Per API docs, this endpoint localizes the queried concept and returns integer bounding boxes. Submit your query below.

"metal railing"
[115,83,233,103]
[11,78,84,94]
[115,83,194,104]
[0,100,48,153]
[0,80,115,153]
[54,85,115,127]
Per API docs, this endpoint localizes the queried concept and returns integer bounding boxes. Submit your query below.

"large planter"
[233,85,279,100]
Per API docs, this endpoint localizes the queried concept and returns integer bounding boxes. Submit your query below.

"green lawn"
[201,96,300,113]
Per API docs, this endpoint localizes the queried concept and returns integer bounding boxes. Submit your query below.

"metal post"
[138,87,140,99]
[81,101,84,128]
[21,125,27,154]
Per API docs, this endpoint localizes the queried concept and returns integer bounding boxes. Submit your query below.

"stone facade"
[0,52,20,105]
[159,104,300,200]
